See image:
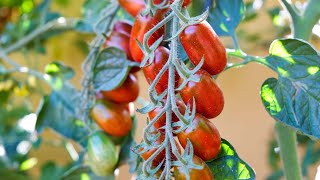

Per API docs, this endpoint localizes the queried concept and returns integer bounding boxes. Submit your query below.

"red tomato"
[91,102,132,137]
[141,135,181,166]
[143,46,179,94]
[101,73,139,104]
[113,21,132,37]
[148,100,185,134]
[130,11,166,63]
[170,0,192,7]
[180,21,226,75]
[118,0,146,17]
[177,114,221,161]
[174,155,213,180]
[179,69,224,119]
[105,31,133,60]
[118,0,167,17]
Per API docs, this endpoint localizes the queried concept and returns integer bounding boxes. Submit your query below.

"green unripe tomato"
[86,131,118,176]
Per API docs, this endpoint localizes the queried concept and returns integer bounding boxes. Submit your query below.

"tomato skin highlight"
[101,73,139,104]
[180,21,226,75]
[179,69,224,119]
[86,132,118,176]
[148,100,185,134]
[143,46,179,94]
[113,21,132,37]
[130,11,166,63]
[174,155,214,180]
[91,102,132,137]
[177,114,221,161]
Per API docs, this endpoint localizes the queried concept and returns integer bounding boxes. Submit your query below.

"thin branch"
[3,18,77,54]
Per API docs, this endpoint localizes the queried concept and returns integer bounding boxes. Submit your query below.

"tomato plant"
[130,11,166,63]
[91,102,132,137]
[177,114,221,161]
[179,21,227,75]
[101,73,139,104]
[0,0,320,179]
[174,155,213,180]
[179,69,224,119]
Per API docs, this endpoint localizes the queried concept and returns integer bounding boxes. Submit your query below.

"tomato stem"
[275,123,302,180]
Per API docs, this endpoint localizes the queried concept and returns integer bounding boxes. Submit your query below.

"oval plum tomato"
[170,0,192,7]
[86,132,118,176]
[143,46,179,94]
[141,135,181,166]
[105,31,133,60]
[91,102,132,137]
[180,21,226,75]
[174,155,213,180]
[101,73,139,104]
[130,11,166,63]
[118,0,145,17]
[148,100,185,134]
[118,0,167,17]
[113,21,132,37]
[177,114,221,161]
[179,69,224,119]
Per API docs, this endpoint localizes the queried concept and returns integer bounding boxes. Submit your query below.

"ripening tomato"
[141,135,181,166]
[174,155,213,180]
[170,0,192,7]
[179,69,224,119]
[148,100,185,134]
[91,102,132,137]
[101,73,139,104]
[177,114,221,161]
[180,21,226,75]
[86,132,118,176]
[143,46,179,94]
[130,11,166,63]
[113,21,132,37]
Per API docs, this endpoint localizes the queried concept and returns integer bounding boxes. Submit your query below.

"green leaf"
[19,157,38,171]
[207,0,244,36]
[36,83,88,146]
[206,139,256,180]
[260,39,320,139]
[45,62,75,80]
[76,0,111,33]
[40,162,65,180]
[93,47,134,91]
[187,0,213,17]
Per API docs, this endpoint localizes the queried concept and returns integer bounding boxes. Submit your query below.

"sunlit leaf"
[20,157,38,171]
[260,39,320,139]
[206,139,255,180]
[207,0,244,36]
[45,62,74,80]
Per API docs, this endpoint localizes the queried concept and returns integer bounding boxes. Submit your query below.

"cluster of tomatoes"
[89,0,227,179]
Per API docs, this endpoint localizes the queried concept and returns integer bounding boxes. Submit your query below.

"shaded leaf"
[207,0,244,36]
[76,0,111,33]
[260,39,320,139]
[206,139,255,180]
[93,47,135,91]
[36,83,88,146]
